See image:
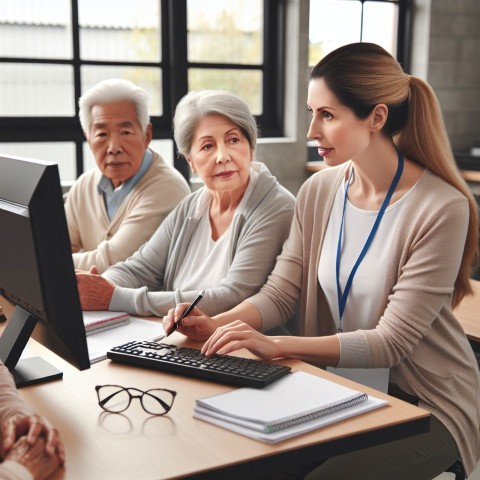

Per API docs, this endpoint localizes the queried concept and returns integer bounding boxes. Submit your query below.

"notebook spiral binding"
[266,392,368,433]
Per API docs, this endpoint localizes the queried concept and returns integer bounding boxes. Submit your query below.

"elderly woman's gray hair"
[173,90,258,157]
[79,79,150,134]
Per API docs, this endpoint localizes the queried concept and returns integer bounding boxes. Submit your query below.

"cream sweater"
[249,164,480,475]
[65,149,190,273]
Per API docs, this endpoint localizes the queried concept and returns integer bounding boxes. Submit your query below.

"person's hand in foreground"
[76,265,115,310]
[4,436,62,480]
[1,412,64,479]
[200,320,281,360]
[1,412,64,464]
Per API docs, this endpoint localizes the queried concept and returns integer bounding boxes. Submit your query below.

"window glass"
[0,142,76,182]
[0,64,74,116]
[187,0,263,64]
[0,0,72,59]
[150,139,175,167]
[363,2,398,54]
[309,0,362,66]
[309,0,398,66]
[81,65,162,116]
[78,0,161,62]
[82,142,96,173]
[189,68,262,115]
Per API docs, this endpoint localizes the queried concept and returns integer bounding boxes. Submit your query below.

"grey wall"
[421,0,480,151]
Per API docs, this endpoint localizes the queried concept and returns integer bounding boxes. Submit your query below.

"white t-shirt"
[173,167,259,291]
[318,175,416,390]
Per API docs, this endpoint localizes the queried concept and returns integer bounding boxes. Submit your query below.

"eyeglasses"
[95,385,176,416]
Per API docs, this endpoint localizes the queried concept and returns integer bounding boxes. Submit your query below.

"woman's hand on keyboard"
[163,305,217,341]
[201,320,281,361]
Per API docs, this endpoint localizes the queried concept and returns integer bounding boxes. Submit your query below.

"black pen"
[165,290,206,337]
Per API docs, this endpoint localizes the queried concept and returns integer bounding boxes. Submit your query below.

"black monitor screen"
[0,154,90,387]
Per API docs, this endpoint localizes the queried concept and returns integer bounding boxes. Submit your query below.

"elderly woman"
[76,90,295,317]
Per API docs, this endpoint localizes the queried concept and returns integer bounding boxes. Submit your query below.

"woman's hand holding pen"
[163,304,217,341]
[201,320,281,360]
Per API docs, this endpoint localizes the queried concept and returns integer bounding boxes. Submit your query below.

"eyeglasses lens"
[99,385,131,413]
[142,389,175,415]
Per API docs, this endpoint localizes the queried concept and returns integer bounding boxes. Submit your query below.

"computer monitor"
[0,154,90,387]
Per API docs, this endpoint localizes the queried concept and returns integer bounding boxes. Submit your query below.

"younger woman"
[165,43,480,479]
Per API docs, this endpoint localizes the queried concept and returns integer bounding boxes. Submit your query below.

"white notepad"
[86,317,165,364]
[194,370,388,443]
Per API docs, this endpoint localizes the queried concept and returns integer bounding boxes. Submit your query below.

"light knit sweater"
[65,149,190,273]
[104,162,295,317]
[249,164,480,475]
[0,364,36,480]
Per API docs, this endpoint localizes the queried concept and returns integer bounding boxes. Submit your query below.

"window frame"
[0,0,410,180]
[0,0,286,181]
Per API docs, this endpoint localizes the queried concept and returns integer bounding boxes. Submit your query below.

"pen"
[165,290,206,337]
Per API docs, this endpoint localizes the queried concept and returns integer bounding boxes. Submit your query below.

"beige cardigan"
[65,149,190,273]
[250,164,480,475]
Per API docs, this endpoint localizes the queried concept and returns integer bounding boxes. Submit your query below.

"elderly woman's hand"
[75,266,115,310]
[163,304,217,341]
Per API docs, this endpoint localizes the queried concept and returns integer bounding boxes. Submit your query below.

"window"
[307,0,411,161]
[309,0,411,69]
[0,0,285,182]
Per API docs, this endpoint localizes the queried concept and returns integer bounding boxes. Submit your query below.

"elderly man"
[65,79,190,273]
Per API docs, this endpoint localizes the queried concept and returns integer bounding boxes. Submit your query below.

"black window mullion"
[167,0,190,180]
[261,0,285,137]
[71,0,83,177]
[396,0,412,72]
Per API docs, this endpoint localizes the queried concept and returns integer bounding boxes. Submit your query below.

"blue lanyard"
[335,147,404,332]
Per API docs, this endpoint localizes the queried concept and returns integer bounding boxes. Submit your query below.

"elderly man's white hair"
[78,79,150,135]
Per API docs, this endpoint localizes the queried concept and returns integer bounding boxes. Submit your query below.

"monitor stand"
[12,357,62,388]
[0,305,62,388]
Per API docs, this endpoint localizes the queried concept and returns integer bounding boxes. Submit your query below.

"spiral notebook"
[194,370,388,443]
[83,310,130,336]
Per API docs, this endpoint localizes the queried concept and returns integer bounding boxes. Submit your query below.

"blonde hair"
[310,42,479,306]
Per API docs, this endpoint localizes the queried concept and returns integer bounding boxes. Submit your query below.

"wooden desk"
[455,279,480,343]
[1,311,429,479]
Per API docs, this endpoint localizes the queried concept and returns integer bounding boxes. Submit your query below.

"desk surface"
[455,279,480,343]
[1,306,429,480]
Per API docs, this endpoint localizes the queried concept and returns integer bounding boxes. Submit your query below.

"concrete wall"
[406,0,480,152]
[426,0,480,151]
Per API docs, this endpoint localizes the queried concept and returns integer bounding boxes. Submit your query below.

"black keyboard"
[107,340,291,388]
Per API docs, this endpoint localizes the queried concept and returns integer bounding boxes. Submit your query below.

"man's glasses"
[95,385,176,416]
